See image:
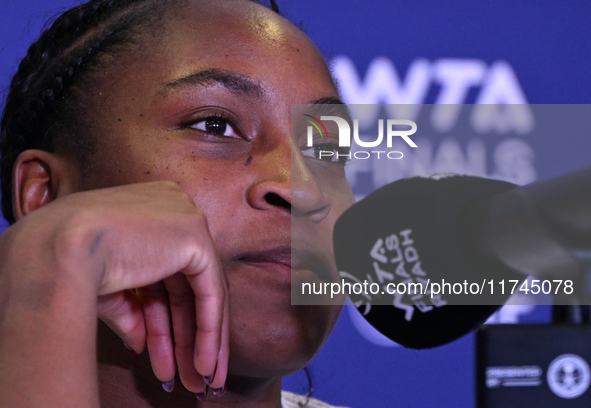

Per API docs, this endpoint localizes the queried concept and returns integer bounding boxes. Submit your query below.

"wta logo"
[303,114,418,161]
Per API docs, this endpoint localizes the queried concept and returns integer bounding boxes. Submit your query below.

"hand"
[0,181,229,405]
[90,181,229,392]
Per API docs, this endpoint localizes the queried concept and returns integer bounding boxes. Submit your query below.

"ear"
[12,149,77,221]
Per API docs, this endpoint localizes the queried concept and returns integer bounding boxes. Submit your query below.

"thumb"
[98,290,146,354]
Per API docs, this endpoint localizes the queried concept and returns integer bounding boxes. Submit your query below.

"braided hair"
[0,0,280,224]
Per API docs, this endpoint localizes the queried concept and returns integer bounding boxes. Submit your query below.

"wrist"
[0,217,102,407]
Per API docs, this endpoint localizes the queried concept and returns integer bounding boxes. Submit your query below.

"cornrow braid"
[269,0,279,14]
[0,0,175,223]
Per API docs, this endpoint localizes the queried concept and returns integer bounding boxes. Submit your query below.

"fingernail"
[124,343,138,358]
[195,387,208,401]
[212,384,225,397]
[204,361,218,386]
[162,379,174,393]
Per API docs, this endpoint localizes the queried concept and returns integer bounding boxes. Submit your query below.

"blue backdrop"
[2,1,591,407]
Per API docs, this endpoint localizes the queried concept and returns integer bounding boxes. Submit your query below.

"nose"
[246,140,331,222]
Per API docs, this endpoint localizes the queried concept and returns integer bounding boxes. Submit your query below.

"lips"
[237,246,292,268]
[234,246,333,281]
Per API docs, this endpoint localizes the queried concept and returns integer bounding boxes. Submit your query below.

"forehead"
[156,0,336,99]
[165,0,307,54]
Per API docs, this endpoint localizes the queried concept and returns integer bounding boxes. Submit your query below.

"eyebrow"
[311,96,344,105]
[307,96,352,122]
[162,69,264,99]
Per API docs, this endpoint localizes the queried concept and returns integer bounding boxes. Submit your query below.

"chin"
[227,301,342,378]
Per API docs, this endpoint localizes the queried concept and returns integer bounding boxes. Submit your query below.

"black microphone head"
[333,174,522,349]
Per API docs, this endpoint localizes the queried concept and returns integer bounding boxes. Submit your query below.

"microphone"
[333,167,591,349]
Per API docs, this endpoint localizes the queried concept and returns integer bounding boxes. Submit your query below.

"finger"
[164,273,205,393]
[97,290,146,354]
[209,294,230,393]
[182,239,227,384]
[136,282,176,385]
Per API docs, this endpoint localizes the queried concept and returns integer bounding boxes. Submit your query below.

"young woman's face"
[79,0,354,377]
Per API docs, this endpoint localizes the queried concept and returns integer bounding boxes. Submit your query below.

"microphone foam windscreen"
[333,174,522,349]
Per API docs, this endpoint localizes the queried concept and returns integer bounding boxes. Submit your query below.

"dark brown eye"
[204,117,226,134]
[190,115,240,139]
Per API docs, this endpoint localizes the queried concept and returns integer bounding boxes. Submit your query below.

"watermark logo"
[302,114,329,140]
[303,114,418,161]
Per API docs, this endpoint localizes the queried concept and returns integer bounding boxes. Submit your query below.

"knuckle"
[52,210,106,271]
[167,187,197,209]
[177,190,195,206]
[190,208,207,224]
[159,180,180,190]
[53,215,93,258]
[182,206,207,232]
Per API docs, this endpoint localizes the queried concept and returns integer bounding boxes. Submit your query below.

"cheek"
[84,131,247,204]
[328,173,355,211]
